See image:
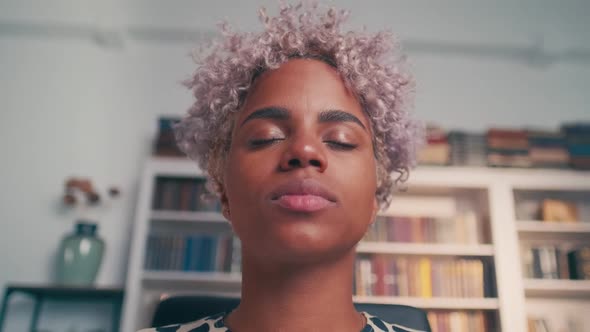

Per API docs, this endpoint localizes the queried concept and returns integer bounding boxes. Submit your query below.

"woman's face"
[222,58,378,265]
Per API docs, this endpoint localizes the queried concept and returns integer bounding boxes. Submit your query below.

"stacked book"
[448,131,487,166]
[418,126,450,166]
[144,232,241,273]
[354,256,496,298]
[562,123,590,170]
[527,130,569,168]
[154,117,184,157]
[486,129,531,167]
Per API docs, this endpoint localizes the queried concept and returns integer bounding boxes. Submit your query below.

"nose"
[279,134,328,172]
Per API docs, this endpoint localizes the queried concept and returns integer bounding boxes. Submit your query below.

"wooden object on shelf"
[541,199,579,222]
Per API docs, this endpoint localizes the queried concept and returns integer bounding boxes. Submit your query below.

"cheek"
[223,148,272,208]
[338,153,377,197]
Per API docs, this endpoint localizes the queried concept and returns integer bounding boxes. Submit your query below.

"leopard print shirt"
[137,311,424,332]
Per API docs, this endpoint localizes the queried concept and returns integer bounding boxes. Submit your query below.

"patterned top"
[137,311,424,332]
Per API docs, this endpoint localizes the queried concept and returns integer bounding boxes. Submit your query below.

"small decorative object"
[541,199,578,222]
[57,177,120,286]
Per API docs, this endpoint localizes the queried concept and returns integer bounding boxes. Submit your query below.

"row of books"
[354,256,496,298]
[522,245,590,280]
[152,177,221,212]
[427,310,496,332]
[363,212,480,244]
[418,123,590,169]
[144,233,241,273]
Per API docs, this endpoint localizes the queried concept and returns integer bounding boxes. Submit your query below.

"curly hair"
[175,2,422,209]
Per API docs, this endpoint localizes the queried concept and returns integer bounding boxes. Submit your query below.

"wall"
[0,0,588,331]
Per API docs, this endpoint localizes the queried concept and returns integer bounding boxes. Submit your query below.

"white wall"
[0,1,588,331]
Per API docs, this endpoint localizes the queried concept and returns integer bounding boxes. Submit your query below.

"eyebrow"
[240,106,367,131]
[318,110,366,131]
[240,107,290,127]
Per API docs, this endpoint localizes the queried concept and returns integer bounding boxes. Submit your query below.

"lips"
[269,178,337,213]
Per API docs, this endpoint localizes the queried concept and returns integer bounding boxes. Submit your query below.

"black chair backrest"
[151,295,431,331]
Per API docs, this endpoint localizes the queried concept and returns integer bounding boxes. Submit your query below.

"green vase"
[57,221,105,286]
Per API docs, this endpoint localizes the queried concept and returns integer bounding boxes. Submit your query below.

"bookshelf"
[121,157,590,332]
[356,242,494,257]
[513,186,590,331]
[523,279,590,298]
[353,296,500,310]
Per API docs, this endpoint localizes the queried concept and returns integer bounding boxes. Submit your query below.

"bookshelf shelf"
[150,157,205,177]
[353,296,499,310]
[356,242,494,257]
[151,210,227,223]
[142,270,242,291]
[517,221,590,241]
[143,270,242,282]
[523,279,590,298]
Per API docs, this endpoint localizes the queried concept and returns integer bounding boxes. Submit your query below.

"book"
[354,256,491,298]
[568,247,590,280]
[145,232,236,272]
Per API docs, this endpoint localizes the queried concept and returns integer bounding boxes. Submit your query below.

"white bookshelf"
[120,157,590,332]
[516,221,590,241]
[513,185,590,331]
[151,210,227,223]
[143,270,242,284]
[523,279,590,298]
[356,242,494,257]
[353,296,500,310]
[142,270,242,294]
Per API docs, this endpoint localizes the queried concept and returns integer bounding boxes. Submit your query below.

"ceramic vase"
[57,221,105,286]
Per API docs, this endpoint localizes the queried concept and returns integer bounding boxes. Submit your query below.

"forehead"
[238,58,366,124]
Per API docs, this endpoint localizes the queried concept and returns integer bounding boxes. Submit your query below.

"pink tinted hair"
[175,2,423,209]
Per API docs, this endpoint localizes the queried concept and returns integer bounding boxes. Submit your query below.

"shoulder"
[136,312,228,332]
[362,312,427,332]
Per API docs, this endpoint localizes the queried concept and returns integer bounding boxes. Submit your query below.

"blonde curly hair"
[175,2,422,209]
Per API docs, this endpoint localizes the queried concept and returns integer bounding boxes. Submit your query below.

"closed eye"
[324,140,357,150]
[248,137,285,148]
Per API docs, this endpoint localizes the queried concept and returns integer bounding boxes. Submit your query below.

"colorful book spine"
[363,212,480,245]
[354,256,492,298]
[144,232,237,272]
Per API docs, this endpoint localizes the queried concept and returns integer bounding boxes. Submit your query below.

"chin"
[257,225,360,265]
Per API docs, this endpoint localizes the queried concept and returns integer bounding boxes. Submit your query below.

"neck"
[225,248,364,332]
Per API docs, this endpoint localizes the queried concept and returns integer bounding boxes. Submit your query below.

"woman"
[140,2,421,332]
